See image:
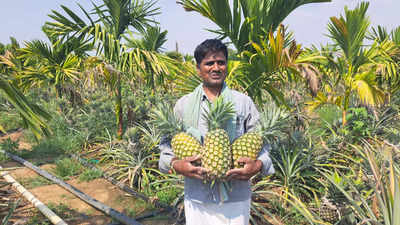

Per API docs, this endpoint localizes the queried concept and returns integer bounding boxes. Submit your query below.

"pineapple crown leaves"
[202,97,236,130]
[255,102,290,142]
[149,102,185,138]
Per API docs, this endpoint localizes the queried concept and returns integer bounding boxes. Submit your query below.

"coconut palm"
[306,2,386,125]
[44,0,179,139]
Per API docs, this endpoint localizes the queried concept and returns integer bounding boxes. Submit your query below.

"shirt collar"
[200,82,227,102]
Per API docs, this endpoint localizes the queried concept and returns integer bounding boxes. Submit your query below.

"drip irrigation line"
[70,153,174,212]
[0,165,67,225]
[0,149,142,225]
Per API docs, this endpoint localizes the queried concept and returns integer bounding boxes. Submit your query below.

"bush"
[53,158,83,179]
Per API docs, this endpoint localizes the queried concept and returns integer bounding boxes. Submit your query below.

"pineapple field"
[1,0,400,225]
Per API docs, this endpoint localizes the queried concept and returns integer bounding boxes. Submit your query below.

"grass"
[26,202,76,225]
[155,186,181,205]
[78,168,103,182]
[0,151,8,162]
[115,196,154,217]
[19,176,54,189]
[52,158,83,180]
[0,138,19,152]
[0,112,23,132]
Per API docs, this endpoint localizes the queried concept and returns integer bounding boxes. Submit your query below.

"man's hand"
[226,157,262,180]
[171,155,208,180]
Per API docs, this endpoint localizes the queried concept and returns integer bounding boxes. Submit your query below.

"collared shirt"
[159,88,275,203]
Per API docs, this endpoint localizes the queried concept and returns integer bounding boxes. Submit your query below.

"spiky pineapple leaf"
[256,102,289,143]
[202,97,235,130]
[150,103,185,138]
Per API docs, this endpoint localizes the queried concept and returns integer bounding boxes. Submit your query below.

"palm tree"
[306,2,386,125]
[177,0,331,53]
[367,26,400,100]
[16,36,91,100]
[0,75,51,138]
[0,38,51,138]
[44,0,178,139]
[176,0,330,106]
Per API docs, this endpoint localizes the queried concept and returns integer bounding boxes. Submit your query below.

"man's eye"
[217,61,226,65]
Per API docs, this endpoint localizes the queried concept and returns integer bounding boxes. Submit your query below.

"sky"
[0,0,399,54]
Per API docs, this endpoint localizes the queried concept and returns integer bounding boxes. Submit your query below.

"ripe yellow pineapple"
[171,132,202,159]
[231,132,263,168]
[201,97,235,180]
[231,102,288,168]
[150,103,201,160]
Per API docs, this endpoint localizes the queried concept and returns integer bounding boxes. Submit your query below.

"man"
[159,39,274,225]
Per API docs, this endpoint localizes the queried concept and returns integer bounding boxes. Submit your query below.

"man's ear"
[196,64,200,74]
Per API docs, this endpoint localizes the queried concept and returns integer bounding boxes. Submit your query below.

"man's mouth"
[210,73,221,78]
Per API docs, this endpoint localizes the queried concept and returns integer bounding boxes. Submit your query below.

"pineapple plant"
[150,103,202,160]
[201,97,235,180]
[231,102,288,168]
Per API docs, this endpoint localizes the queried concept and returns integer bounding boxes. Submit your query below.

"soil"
[0,130,176,225]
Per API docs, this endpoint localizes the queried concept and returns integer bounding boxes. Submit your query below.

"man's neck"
[203,84,222,102]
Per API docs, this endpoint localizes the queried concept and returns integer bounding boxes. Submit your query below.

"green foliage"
[336,107,374,143]
[0,138,19,152]
[0,151,8,162]
[0,109,22,132]
[316,105,341,126]
[177,0,330,53]
[19,176,54,189]
[155,185,181,205]
[78,168,103,182]
[53,158,83,179]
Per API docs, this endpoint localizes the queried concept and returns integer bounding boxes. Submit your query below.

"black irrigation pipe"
[0,150,142,225]
[70,154,174,212]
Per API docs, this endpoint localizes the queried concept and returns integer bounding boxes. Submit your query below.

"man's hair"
[194,39,228,66]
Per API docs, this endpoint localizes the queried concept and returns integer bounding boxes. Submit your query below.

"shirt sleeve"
[257,144,275,176]
[244,98,275,176]
[158,137,174,174]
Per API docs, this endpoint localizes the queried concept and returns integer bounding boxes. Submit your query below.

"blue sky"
[1,0,399,54]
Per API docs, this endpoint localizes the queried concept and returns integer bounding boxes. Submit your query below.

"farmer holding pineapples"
[157,39,274,225]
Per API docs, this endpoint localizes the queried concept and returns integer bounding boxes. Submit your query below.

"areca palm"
[367,26,400,99]
[45,0,179,138]
[176,0,329,106]
[306,2,386,125]
[16,38,89,97]
[177,0,331,53]
[0,75,51,138]
[233,26,323,106]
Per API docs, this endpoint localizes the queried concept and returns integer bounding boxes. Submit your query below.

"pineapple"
[150,103,202,160]
[201,97,235,180]
[231,132,263,168]
[231,102,288,168]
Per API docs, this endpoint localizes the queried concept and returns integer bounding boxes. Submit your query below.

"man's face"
[197,51,227,88]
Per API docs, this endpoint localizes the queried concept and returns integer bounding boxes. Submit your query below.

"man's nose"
[211,62,220,70]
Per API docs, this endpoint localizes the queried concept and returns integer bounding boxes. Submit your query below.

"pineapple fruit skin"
[202,129,232,180]
[171,132,202,160]
[231,132,263,168]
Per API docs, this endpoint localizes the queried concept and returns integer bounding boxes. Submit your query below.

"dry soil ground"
[0,130,175,225]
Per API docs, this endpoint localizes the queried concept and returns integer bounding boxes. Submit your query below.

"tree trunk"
[342,110,347,126]
[115,74,123,139]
